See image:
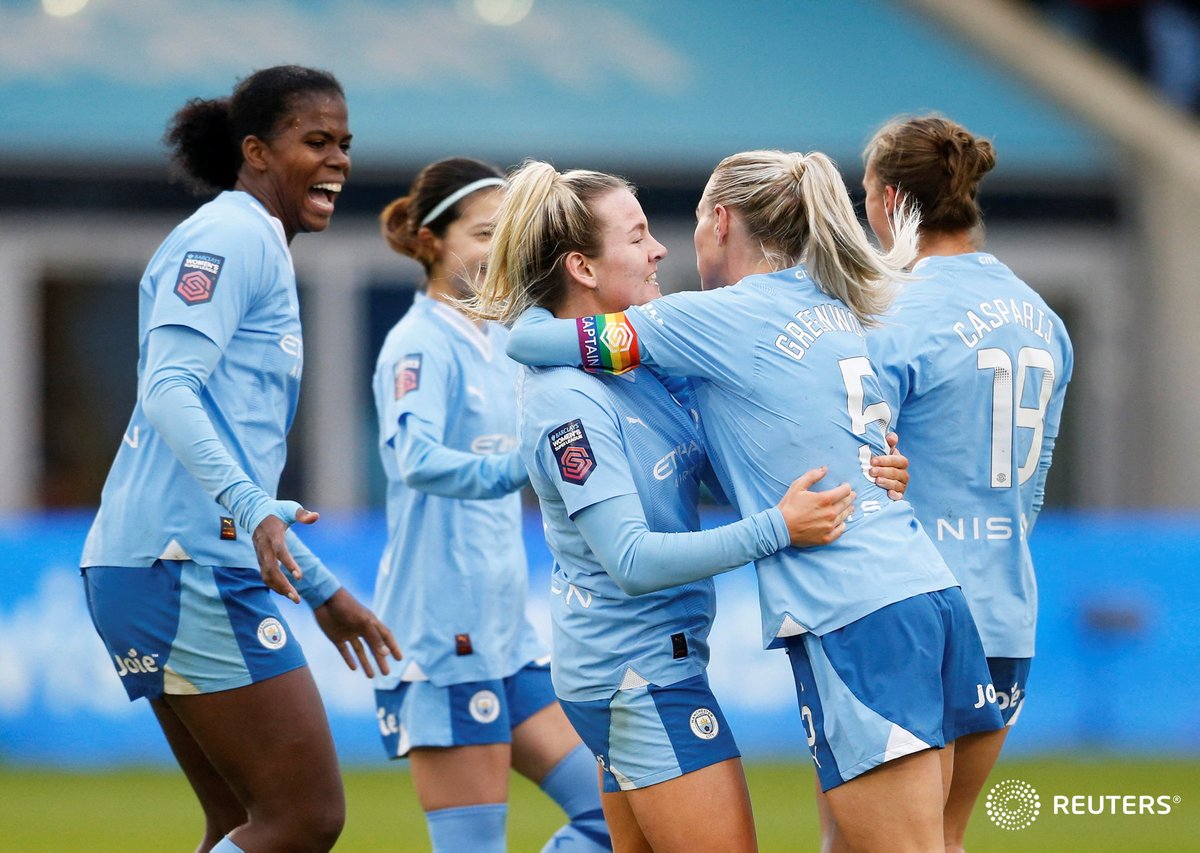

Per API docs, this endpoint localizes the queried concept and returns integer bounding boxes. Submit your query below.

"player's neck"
[913,230,977,264]
[425,275,482,327]
[555,289,604,321]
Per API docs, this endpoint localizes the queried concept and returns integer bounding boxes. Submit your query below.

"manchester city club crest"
[689,707,719,740]
[468,689,501,724]
[256,617,287,650]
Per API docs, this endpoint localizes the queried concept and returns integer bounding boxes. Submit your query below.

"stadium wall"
[2,509,1196,768]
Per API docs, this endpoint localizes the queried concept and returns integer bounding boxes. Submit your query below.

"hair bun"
[380,195,423,259]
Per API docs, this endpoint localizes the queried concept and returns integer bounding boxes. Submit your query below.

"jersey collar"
[422,294,494,361]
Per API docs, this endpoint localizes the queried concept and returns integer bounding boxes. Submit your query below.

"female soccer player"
[503,150,1005,851]
[371,157,610,853]
[862,115,1073,852]
[79,66,400,853]
[473,160,917,853]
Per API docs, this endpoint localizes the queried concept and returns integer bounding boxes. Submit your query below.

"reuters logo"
[986,779,1041,831]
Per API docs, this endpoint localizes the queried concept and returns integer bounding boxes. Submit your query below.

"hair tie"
[420,177,507,226]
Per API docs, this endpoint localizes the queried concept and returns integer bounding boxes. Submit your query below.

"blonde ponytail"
[796,152,918,325]
[704,150,917,327]
[467,160,631,323]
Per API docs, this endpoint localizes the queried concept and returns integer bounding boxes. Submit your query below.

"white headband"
[419,177,507,227]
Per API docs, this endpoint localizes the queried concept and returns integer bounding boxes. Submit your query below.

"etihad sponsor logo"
[653,439,703,481]
[279,334,302,357]
[470,434,518,454]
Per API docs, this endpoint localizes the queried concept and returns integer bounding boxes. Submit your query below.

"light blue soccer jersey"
[372,295,545,689]
[868,253,1073,658]
[519,365,717,702]
[508,266,961,648]
[82,191,305,569]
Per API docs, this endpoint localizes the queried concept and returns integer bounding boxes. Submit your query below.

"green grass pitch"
[1,757,1196,850]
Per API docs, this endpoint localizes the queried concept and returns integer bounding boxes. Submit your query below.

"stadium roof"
[1,0,1109,176]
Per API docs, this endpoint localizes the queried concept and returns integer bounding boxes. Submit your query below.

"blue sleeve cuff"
[762,506,792,551]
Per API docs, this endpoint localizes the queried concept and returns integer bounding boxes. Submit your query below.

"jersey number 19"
[977,347,1056,488]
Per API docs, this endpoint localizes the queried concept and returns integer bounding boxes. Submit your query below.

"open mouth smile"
[308,181,342,214]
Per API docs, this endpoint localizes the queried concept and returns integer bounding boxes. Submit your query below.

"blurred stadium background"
[1,0,1197,849]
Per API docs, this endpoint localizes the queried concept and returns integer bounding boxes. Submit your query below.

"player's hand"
[776,466,856,547]
[251,504,319,604]
[870,432,910,500]
[313,588,403,679]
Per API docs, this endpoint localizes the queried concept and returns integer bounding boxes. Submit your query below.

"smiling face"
[431,187,503,299]
[587,188,667,312]
[245,90,351,240]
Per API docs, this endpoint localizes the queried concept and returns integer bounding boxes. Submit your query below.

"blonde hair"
[468,160,631,323]
[702,149,920,326]
[864,114,996,234]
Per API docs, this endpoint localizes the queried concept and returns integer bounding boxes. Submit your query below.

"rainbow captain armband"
[576,312,641,374]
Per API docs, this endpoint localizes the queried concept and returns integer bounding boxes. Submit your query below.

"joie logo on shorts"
[113,648,160,677]
[174,251,224,305]
[973,681,1000,708]
[469,689,501,724]
[256,617,288,650]
[986,779,1041,831]
[689,707,719,740]
[549,419,595,485]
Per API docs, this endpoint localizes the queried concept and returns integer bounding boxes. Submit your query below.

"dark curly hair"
[164,65,344,194]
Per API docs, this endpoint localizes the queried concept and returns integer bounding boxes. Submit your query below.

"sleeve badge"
[548,418,596,485]
[173,251,225,305]
[394,354,422,399]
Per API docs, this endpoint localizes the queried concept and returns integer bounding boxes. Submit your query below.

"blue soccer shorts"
[785,586,1004,791]
[82,560,308,700]
[375,657,558,758]
[986,656,1032,727]
[560,672,741,793]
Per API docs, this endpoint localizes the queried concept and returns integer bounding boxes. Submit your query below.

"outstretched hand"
[776,466,856,547]
[870,432,910,500]
[252,505,319,604]
[313,588,403,679]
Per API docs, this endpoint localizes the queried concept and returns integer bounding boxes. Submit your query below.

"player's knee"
[271,797,344,851]
[304,799,346,849]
